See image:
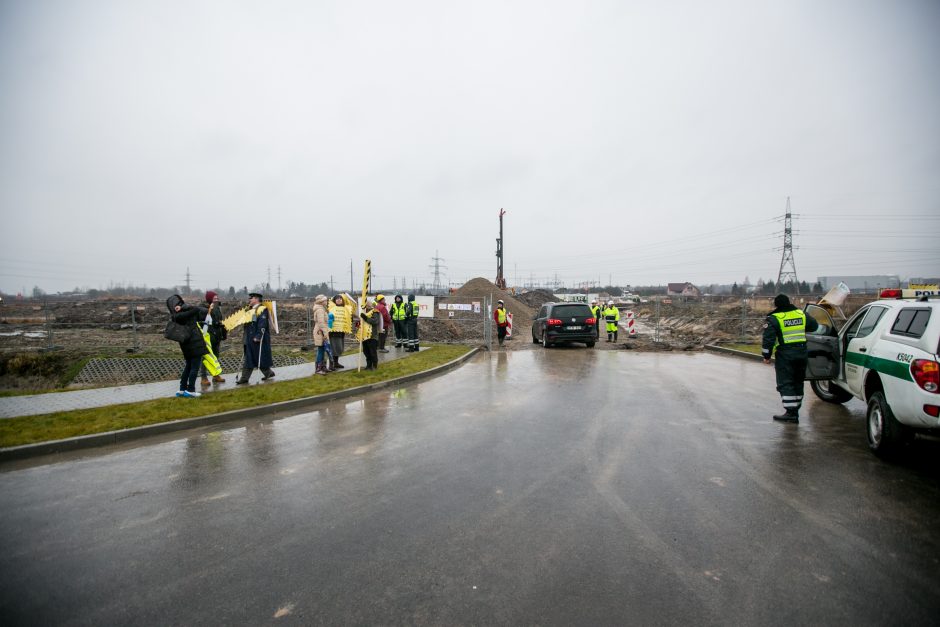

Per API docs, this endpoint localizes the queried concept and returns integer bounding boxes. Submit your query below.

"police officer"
[390,295,407,348]
[406,294,420,352]
[762,293,818,423]
[590,299,602,339]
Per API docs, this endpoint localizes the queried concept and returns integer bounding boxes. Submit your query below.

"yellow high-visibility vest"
[772,310,807,345]
[391,302,407,321]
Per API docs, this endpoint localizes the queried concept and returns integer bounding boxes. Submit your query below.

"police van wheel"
[532,333,539,344]
[586,341,595,348]
[810,379,853,404]
[867,391,911,457]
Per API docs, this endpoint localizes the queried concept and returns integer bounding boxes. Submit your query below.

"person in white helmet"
[602,300,620,342]
[590,299,602,340]
[494,299,510,346]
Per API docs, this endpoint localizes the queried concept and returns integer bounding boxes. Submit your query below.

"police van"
[804,289,940,457]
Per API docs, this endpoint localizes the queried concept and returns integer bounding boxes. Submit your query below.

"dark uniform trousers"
[774,346,807,412]
[393,320,407,347]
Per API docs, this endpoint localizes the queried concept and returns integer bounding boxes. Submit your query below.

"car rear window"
[552,305,591,317]
[890,308,930,338]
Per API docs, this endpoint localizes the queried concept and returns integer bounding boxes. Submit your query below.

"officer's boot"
[261,368,276,380]
[235,367,253,385]
[614,331,618,342]
[772,408,799,423]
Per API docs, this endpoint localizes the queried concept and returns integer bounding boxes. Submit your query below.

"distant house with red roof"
[667,282,701,301]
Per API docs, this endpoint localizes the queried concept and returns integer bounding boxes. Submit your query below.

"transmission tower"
[429,250,447,291]
[776,197,799,291]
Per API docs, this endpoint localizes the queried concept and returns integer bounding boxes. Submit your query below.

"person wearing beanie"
[390,295,408,348]
[199,290,227,387]
[406,294,421,352]
[762,293,819,423]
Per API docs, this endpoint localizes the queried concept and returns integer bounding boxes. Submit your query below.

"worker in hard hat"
[494,299,510,347]
[603,301,620,342]
[590,299,602,340]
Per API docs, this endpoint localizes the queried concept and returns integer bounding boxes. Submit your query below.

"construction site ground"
[0,277,874,391]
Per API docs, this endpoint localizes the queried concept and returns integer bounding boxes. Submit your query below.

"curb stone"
[704,344,768,362]
[0,347,482,462]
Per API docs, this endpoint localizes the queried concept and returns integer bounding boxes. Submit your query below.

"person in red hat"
[199,290,227,387]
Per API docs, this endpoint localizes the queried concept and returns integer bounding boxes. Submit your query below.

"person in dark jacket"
[166,294,209,398]
[762,293,819,423]
[390,294,407,348]
[235,292,275,384]
[198,290,227,387]
[406,294,420,352]
[359,300,380,370]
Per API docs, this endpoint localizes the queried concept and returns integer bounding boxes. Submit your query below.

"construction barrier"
[623,310,637,336]
[506,313,513,338]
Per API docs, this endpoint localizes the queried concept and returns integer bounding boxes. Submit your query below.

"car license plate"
[566,325,582,330]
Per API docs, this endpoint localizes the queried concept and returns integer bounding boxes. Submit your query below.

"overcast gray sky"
[1,0,938,295]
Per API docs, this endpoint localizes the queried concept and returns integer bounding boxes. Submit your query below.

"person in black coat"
[761,293,819,422]
[236,292,276,384]
[166,294,209,398]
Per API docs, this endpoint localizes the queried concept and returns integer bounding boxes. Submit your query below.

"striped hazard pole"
[624,310,637,336]
[506,312,513,338]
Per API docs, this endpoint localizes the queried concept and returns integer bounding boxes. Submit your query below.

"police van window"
[890,308,931,338]
[856,306,887,338]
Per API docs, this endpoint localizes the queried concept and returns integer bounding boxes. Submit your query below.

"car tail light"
[911,359,939,393]
[879,289,902,299]
[586,317,596,325]
[924,405,940,418]
[546,318,562,326]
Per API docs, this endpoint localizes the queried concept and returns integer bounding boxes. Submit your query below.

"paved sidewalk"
[0,348,418,419]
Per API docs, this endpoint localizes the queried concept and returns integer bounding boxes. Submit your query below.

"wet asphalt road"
[2,350,939,625]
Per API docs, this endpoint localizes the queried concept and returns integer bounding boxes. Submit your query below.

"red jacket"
[376,301,392,329]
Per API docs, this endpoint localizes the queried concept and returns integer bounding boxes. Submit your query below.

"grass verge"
[0,344,473,448]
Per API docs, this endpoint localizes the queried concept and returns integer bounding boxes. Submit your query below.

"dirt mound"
[515,289,555,309]
[451,278,534,322]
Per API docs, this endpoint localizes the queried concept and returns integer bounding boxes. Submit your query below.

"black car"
[531,302,597,348]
